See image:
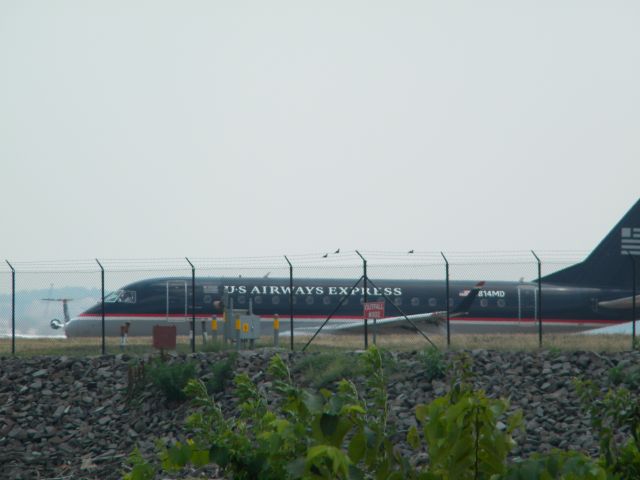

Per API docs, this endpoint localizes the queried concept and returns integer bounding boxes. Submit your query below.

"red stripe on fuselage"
[75,312,622,325]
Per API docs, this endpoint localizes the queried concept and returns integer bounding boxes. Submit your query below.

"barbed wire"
[0,250,590,274]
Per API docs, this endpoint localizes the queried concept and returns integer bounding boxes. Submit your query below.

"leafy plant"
[610,363,640,390]
[206,353,237,394]
[547,346,563,358]
[420,346,447,382]
[605,359,640,390]
[625,366,640,389]
[498,450,607,480]
[575,378,640,478]
[165,356,363,479]
[608,365,625,386]
[293,352,365,388]
[354,346,414,479]
[147,346,416,479]
[131,349,640,480]
[147,359,197,402]
[408,352,523,480]
[122,447,156,480]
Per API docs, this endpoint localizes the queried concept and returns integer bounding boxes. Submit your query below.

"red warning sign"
[363,301,385,319]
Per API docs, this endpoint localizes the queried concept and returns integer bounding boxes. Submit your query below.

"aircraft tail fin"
[452,281,485,315]
[541,199,640,289]
[43,298,72,330]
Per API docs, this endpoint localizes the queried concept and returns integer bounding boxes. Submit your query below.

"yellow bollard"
[211,317,218,344]
[235,315,241,351]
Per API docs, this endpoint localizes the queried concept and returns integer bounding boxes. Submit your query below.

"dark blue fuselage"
[66,276,632,337]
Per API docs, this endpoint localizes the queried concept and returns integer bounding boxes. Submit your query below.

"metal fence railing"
[0,250,638,356]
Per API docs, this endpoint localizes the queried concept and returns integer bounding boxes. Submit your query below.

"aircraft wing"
[288,281,484,334]
[598,294,640,310]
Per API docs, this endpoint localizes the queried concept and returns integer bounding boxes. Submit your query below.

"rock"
[2,349,638,479]
[52,405,66,419]
[8,426,27,440]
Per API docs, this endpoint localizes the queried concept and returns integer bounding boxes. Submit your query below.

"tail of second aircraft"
[541,198,640,289]
[45,298,72,330]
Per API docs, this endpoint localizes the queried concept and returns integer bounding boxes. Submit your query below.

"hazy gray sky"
[1,1,638,261]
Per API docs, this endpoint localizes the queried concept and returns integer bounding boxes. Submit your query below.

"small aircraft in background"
[43,298,73,331]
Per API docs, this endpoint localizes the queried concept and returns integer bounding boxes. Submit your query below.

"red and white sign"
[363,301,385,319]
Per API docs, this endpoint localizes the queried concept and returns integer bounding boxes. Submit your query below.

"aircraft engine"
[50,318,64,330]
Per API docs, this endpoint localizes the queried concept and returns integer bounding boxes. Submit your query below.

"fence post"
[356,251,368,349]
[441,252,450,348]
[302,275,365,351]
[531,251,542,348]
[186,258,196,353]
[6,261,15,355]
[284,256,294,351]
[95,259,105,355]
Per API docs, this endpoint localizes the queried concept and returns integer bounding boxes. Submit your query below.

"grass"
[293,332,638,353]
[1,332,638,357]
[292,351,367,388]
[0,336,207,357]
[0,334,287,356]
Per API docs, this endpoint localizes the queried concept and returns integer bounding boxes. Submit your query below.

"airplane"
[42,298,73,331]
[54,278,486,337]
[55,198,640,338]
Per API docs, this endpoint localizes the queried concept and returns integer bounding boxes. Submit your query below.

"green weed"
[293,352,365,388]
[420,346,447,382]
[205,353,237,394]
[147,359,197,402]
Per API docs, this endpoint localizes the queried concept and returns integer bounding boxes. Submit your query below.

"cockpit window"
[105,290,137,303]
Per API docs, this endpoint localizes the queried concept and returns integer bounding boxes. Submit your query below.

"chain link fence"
[1,251,637,356]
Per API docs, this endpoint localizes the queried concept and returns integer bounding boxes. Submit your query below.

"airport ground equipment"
[222,297,261,349]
